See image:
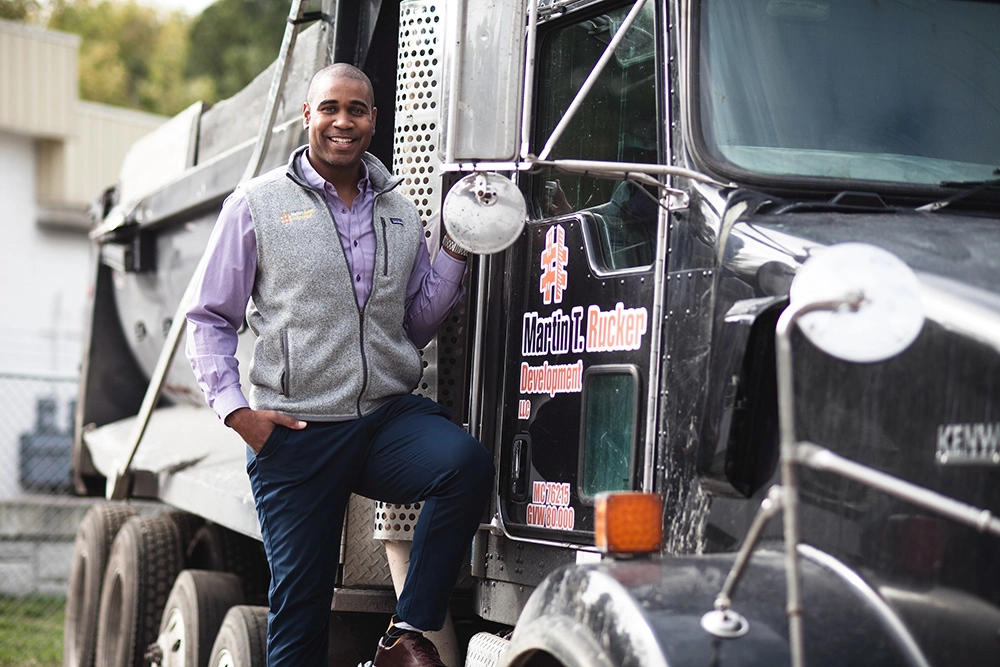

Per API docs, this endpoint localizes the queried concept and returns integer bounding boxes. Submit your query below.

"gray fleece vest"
[240,148,424,421]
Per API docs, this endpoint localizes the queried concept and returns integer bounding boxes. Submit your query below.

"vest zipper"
[356,309,368,418]
[358,191,385,416]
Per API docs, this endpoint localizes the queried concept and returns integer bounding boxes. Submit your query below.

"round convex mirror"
[790,243,924,363]
[442,172,526,254]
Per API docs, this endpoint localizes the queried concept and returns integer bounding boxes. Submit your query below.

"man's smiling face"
[302,72,377,183]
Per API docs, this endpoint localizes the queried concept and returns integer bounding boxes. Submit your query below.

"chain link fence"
[0,370,89,666]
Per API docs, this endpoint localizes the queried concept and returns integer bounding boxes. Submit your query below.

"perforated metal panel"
[394,0,444,251]
[373,0,448,543]
[393,0,472,417]
[375,1,476,544]
[396,0,447,405]
[373,501,423,540]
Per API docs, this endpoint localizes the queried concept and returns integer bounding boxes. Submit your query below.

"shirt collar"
[299,149,370,197]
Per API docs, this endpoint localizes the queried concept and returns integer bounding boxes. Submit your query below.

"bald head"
[301,62,377,190]
[308,63,375,108]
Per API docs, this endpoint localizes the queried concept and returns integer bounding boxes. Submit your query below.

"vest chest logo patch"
[389,217,404,225]
[280,208,315,225]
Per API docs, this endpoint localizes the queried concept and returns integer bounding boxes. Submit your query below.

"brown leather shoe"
[372,633,446,667]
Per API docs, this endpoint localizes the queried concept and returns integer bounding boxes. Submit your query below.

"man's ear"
[302,102,311,129]
[371,106,377,132]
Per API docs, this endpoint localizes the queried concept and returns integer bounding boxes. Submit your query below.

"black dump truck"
[66,1,1000,666]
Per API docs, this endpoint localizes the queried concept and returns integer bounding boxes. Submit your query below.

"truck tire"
[186,523,270,605]
[63,503,138,667]
[207,605,269,667]
[164,511,205,561]
[154,570,244,667]
[94,514,184,667]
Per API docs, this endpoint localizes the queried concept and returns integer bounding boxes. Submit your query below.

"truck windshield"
[696,0,1000,187]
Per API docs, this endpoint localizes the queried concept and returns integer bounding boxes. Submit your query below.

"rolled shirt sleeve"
[404,245,467,349]
[185,192,256,421]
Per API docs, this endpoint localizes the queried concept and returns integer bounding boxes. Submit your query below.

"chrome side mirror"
[789,242,924,363]
[439,0,526,163]
[442,172,526,254]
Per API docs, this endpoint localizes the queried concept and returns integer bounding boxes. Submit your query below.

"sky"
[140,0,217,17]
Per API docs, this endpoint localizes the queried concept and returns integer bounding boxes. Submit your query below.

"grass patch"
[0,595,64,667]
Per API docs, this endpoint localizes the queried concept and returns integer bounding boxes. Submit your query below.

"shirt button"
[353,240,358,247]
[342,208,347,214]
[356,275,361,282]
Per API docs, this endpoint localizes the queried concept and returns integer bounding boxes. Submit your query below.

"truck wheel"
[63,504,138,667]
[186,523,270,605]
[154,570,244,667]
[208,605,269,667]
[164,511,205,561]
[95,514,184,667]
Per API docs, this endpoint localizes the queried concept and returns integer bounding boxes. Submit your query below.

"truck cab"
[69,1,1000,666]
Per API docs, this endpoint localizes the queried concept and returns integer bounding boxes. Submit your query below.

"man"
[186,63,493,667]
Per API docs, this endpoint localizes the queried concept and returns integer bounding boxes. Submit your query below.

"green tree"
[138,12,217,115]
[0,0,41,21]
[48,0,164,110]
[6,0,290,116]
[0,0,39,21]
[186,0,289,100]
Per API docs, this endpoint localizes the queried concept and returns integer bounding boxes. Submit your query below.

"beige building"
[0,19,164,497]
[1,19,166,230]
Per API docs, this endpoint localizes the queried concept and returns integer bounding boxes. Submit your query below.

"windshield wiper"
[917,171,1000,212]
[771,190,897,215]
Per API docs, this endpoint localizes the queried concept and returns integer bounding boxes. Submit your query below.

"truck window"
[697,0,1000,186]
[580,367,639,500]
[533,2,660,271]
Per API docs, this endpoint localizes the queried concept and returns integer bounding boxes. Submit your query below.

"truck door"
[497,1,663,544]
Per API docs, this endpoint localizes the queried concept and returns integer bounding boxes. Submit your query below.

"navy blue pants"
[245,394,494,667]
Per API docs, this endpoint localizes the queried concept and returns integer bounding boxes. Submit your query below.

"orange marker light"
[594,492,664,555]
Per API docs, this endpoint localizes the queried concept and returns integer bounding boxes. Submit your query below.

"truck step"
[465,632,511,667]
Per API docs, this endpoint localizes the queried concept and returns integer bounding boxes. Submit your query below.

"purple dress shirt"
[186,151,466,421]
